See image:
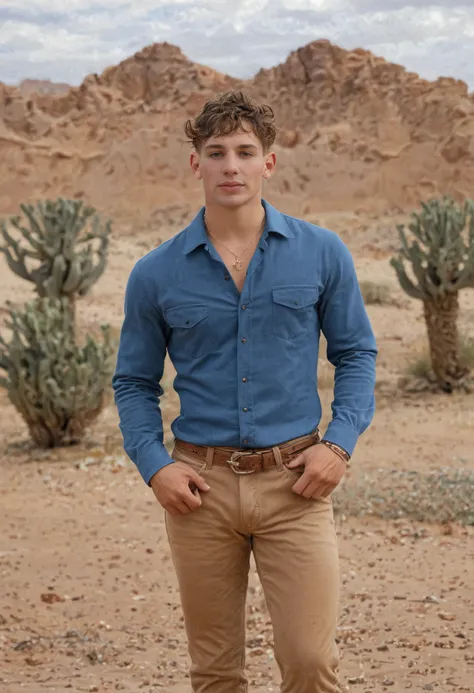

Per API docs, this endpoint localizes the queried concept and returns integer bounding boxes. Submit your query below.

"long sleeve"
[318,237,378,456]
[112,265,174,485]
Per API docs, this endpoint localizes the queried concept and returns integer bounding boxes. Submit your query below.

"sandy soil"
[1,213,473,693]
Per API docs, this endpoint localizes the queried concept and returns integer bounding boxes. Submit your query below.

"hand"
[149,462,210,516]
[285,443,347,499]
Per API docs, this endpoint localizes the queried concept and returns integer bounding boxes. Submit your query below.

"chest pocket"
[165,304,212,359]
[272,286,319,341]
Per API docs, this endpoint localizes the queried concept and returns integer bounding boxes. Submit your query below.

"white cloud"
[0,0,472,89]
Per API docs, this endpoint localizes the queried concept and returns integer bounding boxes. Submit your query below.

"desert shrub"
[0,199,115,447]
[359,280,392,305]
[391,196,474,392]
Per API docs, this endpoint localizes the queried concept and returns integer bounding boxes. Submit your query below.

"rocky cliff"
[1,40,472,224]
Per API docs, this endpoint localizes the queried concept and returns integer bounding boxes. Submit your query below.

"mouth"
[219,183,244,188]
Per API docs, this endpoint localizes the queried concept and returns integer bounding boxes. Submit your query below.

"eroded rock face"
[1,39,473,223]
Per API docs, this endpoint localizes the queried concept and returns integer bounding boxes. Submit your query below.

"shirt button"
[242,407,249,412]
[241,338,247,344]
[242,377,248,382]
[241,304,247,310]
[224,275,230,281]
[243,439,249,444]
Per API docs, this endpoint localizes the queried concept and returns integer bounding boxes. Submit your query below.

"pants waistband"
[174,429,321,474]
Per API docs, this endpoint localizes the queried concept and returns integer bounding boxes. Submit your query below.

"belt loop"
[272,446,283,470]
[206,446,214,470]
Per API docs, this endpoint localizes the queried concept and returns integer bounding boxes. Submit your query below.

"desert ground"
[1,210,473,693]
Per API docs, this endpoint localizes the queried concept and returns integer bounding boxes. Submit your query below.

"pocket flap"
[165,304,208,328]
[272,286,319,309]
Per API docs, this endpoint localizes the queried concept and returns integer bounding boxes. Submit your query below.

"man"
[112,90,377,693]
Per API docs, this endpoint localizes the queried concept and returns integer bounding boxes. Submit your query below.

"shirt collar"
[182,198,294,255]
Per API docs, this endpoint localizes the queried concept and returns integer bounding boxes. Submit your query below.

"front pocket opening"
[172,448,208,474]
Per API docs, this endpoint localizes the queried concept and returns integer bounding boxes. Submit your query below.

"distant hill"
[18,79,72,97]
[0,39,473,224]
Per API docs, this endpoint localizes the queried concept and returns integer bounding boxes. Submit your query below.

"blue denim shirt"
[112,199,377,485]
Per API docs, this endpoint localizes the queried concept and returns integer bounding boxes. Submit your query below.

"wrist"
[319,440,351,466]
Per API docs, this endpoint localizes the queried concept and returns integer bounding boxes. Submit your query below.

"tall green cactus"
[0,198,111,303]
[0,297,115,447]
[390,196,474,391]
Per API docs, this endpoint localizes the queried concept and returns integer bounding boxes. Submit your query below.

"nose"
[222,154,239,176]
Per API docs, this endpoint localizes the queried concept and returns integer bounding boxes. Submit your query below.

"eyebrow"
[204,143,258,151]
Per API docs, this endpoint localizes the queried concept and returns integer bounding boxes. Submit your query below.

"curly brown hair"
[184,90,276,153]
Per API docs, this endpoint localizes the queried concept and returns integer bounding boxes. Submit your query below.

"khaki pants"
[165,444,341,693]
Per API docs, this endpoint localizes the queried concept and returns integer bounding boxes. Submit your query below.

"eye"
[209,152,222,158]
[240,152,252,157]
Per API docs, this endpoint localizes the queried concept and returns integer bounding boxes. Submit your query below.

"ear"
[262,151,277,179]
[190,151,202,180]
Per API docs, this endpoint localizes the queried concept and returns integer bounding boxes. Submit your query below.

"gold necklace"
[203,213,266,271]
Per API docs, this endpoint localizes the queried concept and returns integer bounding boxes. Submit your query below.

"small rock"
[348,675,365,684]
[40,593,64,604]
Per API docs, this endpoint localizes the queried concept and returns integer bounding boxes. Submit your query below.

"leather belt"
[174,429,321,474]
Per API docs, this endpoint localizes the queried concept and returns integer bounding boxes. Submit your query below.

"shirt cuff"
[136,443,175,486]
[322,421,360,457]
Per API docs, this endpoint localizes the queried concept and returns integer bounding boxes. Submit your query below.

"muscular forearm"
[113,376,175,485]
[323,349,377,456]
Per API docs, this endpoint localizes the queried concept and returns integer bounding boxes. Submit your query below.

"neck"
[204,197,265,242]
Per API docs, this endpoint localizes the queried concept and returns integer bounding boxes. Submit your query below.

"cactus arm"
[392,196,474,299]
[62,258,82,293]
[1,199,111,299]
[0,230,38,283]
[11,210,54,259]
[453,261,474,290]
[389,257,425,300]
[397,224,412,259]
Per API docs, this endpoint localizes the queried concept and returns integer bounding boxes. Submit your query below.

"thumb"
[286,453,304,468]
[191,470,210,491]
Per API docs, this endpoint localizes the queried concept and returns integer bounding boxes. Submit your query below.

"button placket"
[238,293,254,446]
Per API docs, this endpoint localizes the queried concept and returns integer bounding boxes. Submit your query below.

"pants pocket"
[281,464,332,503]
[172,447,207,475]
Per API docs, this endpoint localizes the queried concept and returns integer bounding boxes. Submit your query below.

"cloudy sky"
[0,0,472,89]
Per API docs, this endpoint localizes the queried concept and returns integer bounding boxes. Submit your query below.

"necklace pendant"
[234,258,243,271]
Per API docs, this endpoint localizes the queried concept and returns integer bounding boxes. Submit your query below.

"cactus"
[0,297,115,447]
[0,198,111,306]
[390,196,474,391]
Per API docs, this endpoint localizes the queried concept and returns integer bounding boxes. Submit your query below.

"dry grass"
[333,467,474,525]
[359,280,392,305]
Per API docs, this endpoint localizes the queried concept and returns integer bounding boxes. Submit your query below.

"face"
[190,125,276,208]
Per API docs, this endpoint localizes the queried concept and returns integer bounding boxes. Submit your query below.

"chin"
[211,188,258,207]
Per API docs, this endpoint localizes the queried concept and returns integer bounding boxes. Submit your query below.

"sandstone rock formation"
[1,40,473,225]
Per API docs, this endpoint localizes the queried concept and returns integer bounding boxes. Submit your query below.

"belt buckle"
[228,450,257,474]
